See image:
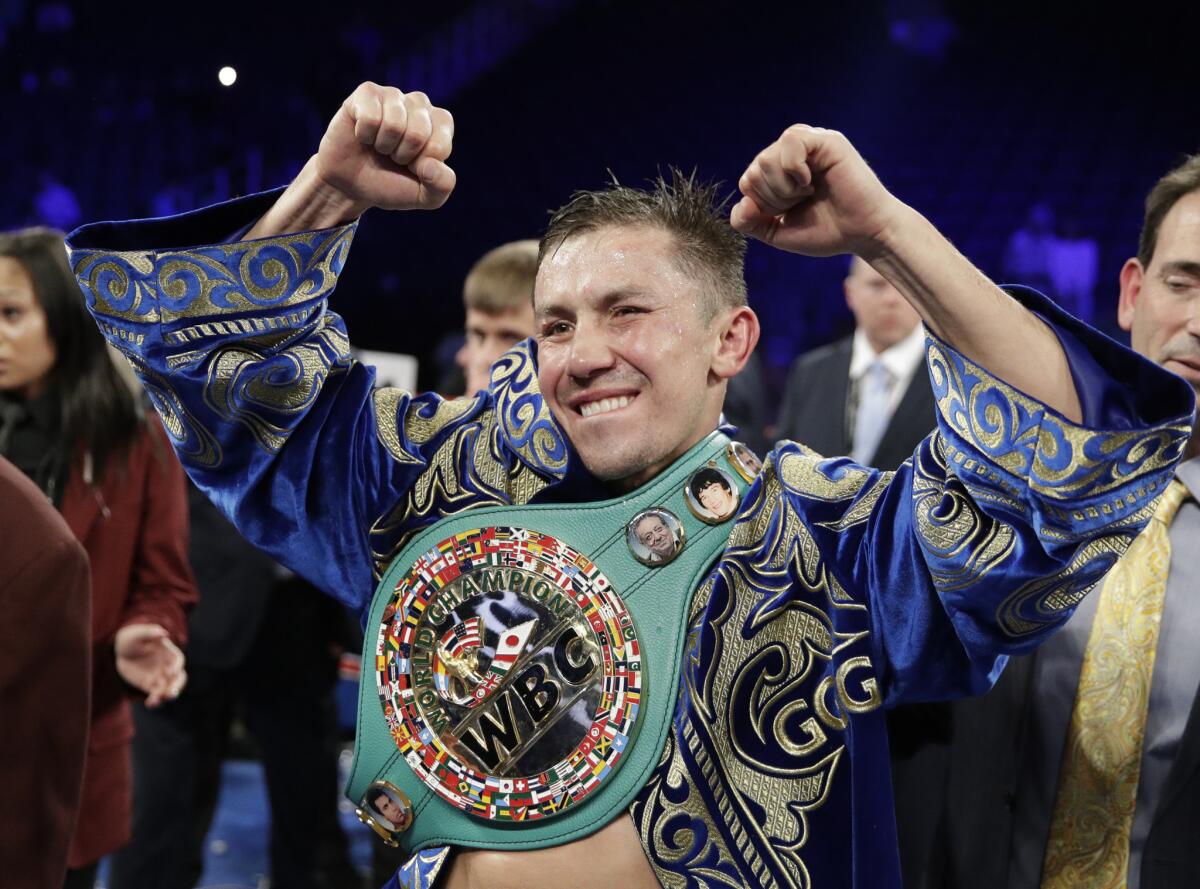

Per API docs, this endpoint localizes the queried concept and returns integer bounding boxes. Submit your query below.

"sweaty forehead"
[533,225,692,313]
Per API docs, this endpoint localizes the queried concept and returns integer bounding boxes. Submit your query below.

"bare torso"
[441,814,661,889]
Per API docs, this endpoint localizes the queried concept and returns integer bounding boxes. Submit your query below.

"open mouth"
[578,395,634,418]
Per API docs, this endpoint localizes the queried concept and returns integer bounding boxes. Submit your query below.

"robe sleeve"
[771,287,1195,705]
[67,190,539,612]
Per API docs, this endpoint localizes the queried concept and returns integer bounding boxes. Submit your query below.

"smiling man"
[689,467,739,520]
[632,511,678,562]
[66,84,1195,889]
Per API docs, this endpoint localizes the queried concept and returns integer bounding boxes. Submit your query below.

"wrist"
[247,157,367,239]
[291,156,370,229]
[855,197,921,265]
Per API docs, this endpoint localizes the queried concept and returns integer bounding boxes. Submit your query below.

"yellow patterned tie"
[1041,478,1190,889]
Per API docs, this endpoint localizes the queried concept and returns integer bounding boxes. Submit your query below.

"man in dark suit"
[776,256,935,470]
[109,484,358,889]
[931,154,1200,889]
[0,455,91,889]
[776,255,942,888]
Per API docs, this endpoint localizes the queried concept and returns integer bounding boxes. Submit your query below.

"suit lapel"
[870,366,937,469]
[829,338,854,455]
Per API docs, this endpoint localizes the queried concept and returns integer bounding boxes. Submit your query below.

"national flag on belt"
[440,618,482,654]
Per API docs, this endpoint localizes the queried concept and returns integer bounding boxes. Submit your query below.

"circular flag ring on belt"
[374,527,643,822]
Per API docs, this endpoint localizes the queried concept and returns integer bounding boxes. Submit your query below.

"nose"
[566,321,616,380]
[1187,295,1200,337]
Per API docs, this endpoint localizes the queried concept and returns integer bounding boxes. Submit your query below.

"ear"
[1117,258,1144,333]
[710,306,760,381]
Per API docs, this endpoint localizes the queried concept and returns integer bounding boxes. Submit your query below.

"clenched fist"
[315,81,456,213]
[730,125,904,259]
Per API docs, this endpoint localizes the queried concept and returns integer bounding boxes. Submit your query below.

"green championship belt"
[346,431,760,853]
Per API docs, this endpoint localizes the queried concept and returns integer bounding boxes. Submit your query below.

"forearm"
[866,203,1083,422]
[246,155,367,239]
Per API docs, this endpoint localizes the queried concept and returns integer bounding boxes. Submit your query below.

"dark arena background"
[4,1,1199,885]
[6,0,1199,395]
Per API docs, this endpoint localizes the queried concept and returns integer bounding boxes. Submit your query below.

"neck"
[864,324,919,357]
[601,429,718,495]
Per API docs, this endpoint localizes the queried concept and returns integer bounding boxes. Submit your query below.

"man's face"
[534,225,723,490]
[635,514,674,558]
[0,257,56,399]
[698,480,735,516]
[456,305,534,395]
[844,257,921,354]
[375,792,405,827]
[1118,190,1200,400]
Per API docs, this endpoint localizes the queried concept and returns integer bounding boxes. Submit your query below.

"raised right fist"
[315,82,456,213]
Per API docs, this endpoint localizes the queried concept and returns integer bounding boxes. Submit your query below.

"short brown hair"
[462,240,539,313]
[1138,153,1200,267]
[539,169,747,317]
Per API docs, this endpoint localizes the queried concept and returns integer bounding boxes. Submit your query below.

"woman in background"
[0,228,196,889]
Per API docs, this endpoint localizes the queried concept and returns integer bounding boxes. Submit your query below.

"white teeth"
[579,395,633,418]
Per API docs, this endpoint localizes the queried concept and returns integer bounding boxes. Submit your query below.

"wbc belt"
[346,431,751,854]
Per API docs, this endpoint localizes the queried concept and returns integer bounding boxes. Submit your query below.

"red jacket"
[61,417,196,867]
[0,457,91,889]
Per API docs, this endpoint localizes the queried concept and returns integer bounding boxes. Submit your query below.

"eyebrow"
[535,288,650,322]
[1160,260,1200,278]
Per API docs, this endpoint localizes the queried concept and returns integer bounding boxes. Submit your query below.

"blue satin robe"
[67,189,1195,889]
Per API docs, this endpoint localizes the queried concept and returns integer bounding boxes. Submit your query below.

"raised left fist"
[730,125,904,258]
[314,81,456,214]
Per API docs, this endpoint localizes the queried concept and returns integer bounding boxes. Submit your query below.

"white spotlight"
[218,66,237,87]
